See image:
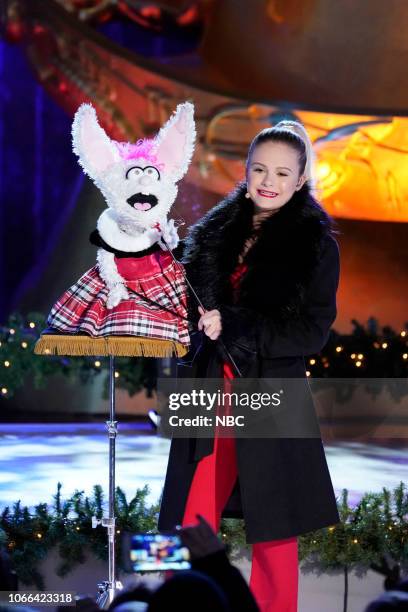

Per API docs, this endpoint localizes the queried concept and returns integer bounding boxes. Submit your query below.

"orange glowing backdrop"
[189,107,408,224]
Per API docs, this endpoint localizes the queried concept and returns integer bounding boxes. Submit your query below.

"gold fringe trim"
[34,335,188,358]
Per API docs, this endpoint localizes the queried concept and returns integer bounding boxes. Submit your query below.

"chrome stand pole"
[94,356,123,609]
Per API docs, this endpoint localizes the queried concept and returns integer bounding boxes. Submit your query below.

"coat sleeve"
[219,235,340,359]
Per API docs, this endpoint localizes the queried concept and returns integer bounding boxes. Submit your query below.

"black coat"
[158,183,341,543]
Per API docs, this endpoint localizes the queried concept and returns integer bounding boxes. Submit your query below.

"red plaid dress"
[47,250,189,348]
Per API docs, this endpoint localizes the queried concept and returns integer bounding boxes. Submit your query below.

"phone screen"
[125,533,191,572]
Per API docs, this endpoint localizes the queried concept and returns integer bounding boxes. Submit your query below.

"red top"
[230,262,248,303]
[222,262,248,381]
[115,250,173,280]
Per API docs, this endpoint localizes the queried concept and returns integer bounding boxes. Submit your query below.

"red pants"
[182,366,299,612]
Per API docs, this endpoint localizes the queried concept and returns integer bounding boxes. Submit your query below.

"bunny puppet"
[35,102,195,357]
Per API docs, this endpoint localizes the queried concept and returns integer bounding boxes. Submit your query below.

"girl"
[159,121,340,611]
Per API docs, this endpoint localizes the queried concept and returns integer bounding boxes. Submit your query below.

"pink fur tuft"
[115,138,164,169]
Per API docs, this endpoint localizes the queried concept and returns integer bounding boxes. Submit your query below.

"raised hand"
[198,306,222,340]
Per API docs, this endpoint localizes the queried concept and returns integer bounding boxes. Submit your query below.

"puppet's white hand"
[106,283,129,309]
[157,219,179,251]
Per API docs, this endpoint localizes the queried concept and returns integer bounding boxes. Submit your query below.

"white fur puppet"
[73,101,195,308]
[35,102,195,357]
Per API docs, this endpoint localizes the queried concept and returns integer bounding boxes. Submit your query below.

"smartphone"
[122,532,191,572]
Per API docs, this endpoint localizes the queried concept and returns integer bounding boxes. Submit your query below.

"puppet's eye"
[143,166,161,181]
[126,166,144,179]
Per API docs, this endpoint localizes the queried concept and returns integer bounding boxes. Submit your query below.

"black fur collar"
[183,182,335,325]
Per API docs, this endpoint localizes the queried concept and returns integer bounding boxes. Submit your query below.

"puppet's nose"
[139,174,152,186]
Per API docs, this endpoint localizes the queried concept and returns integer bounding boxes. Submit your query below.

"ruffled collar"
[97,209,159,252]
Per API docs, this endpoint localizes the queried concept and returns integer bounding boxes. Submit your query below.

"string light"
[76,526,80,531]
[37,533,42,539]
[352,538,358,544]
[328,526,335,531]
[1,314,404,401]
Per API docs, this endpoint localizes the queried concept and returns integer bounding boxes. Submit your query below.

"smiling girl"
[159,121,341,612]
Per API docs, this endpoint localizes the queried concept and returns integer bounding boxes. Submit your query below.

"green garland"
[1,313,407,400]
[1,483,159,589]
[1,483,407,598]
[327,317,408,377]
[0,313,157,399]
[299,484,408,575]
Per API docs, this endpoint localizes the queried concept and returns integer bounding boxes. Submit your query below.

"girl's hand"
[198,306,222,340]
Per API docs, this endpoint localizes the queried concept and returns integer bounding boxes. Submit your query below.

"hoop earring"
[245,192,251,199]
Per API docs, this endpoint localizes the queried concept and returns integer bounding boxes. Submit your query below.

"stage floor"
[0,423,406,509]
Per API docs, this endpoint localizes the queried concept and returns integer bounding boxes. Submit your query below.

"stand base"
[96,580,123,609]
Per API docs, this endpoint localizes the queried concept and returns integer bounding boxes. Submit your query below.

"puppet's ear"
[72,104,120,181]
[154,102,196,182]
